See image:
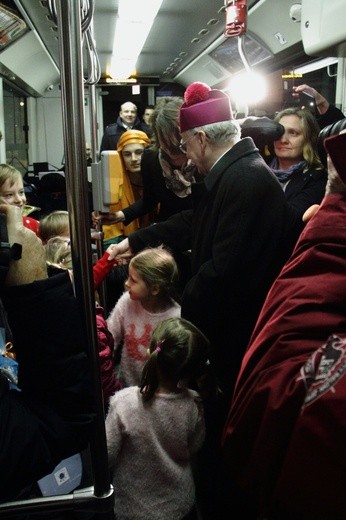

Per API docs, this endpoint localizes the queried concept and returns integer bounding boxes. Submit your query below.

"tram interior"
[0,0,345,172]
[1,0,346,517]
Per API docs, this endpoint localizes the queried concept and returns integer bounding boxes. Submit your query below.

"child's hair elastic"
[155,339,165,353]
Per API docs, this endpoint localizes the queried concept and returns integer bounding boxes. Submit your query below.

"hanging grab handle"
[224,0,247,38]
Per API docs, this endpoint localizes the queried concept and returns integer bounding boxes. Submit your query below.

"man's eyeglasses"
[179,133,198,154]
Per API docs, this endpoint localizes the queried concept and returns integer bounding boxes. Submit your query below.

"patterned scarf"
[159,150,197,198]
[270,158,306,184]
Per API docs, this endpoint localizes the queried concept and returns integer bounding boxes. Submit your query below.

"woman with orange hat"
[100,129,151,248]
[94,97,198,235]
[93,130,151,311]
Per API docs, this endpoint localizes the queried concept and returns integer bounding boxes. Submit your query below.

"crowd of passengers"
[0,82,345,520]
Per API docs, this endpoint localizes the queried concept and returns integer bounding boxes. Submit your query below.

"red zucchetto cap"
[179,82,233,133]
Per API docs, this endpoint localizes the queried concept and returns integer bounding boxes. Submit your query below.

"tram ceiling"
[5,0,345,93]
[8,0,306,89]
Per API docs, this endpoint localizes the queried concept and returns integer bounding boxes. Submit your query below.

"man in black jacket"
[100,101,151,153]
[0,204,94,502]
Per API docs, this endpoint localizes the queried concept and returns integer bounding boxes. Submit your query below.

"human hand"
[91,211,124,227]
[105,243,119,262]
[292,84,317,99]
[302,204,320,223]
[106,238,133,263]
[0,204,47,286]
[292,84,329,113]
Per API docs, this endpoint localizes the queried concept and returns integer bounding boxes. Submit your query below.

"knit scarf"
[159,150,197,198]
[270,158,306,184]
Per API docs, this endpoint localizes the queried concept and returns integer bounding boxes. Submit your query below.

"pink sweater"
[106,386,205,519]
[107,291,180,387]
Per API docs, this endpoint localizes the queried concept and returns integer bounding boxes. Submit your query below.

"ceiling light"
[292,57,338,75]
[110,0,163,79]
[227,71,267,106]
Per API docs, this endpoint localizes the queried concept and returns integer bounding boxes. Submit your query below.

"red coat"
[93,253,122,406]
[222,193,346,519]
[95,306,122,408]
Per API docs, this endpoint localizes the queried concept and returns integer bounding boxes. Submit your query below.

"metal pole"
[89,84,98,164]
[0,487,114,518]
[55,0,112,503]
[0,2,114,515]
[89,82,107,309]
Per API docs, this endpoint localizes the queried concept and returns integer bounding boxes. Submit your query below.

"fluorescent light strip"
[110,0,163,80]
[292,57,338,75]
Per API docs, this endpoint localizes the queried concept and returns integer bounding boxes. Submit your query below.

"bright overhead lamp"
[292,57,338,75]
[110,0,163,80]
[227,71,267,107]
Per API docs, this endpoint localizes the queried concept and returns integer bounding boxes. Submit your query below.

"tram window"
[3,84,28,175]
[295,64,338,108]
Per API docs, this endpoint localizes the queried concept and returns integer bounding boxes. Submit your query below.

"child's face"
[125,264,151,302]
[0,178,27,209]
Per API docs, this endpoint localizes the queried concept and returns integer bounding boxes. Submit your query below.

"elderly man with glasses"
[105,82,300,516]
[110,82,298,397]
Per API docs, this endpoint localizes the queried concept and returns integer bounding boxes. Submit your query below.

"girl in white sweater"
[107,247,181,387]
[106,317,219,520]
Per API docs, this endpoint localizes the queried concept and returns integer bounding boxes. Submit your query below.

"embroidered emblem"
[299,334,346,408]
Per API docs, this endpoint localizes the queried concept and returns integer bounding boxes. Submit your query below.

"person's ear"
[198,131,208,152]
[151,284,160,296]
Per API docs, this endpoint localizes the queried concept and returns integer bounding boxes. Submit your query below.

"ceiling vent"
[209,33,272,75]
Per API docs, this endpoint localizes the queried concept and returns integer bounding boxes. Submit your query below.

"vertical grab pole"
[89,83,98,165]
[89,82,107,309]
[55,0,113,505]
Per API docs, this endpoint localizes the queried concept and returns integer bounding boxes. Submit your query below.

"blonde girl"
[38,210,70,243]
[106,247,181,387]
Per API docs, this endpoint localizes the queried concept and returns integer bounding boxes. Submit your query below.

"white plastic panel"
[301,0,346,57]
[0,31,59,96]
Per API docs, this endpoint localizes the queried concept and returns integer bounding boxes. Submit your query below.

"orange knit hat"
[116,130,151,152]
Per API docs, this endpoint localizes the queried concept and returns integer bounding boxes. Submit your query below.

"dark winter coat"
[0,272,94,501]
[129,138,298,399]
[283,163,327,229]
[100,116,151,153]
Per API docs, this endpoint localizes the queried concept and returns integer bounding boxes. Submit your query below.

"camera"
[289,3,301,23]
[318,118,346,167]
[46,84,54,92]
